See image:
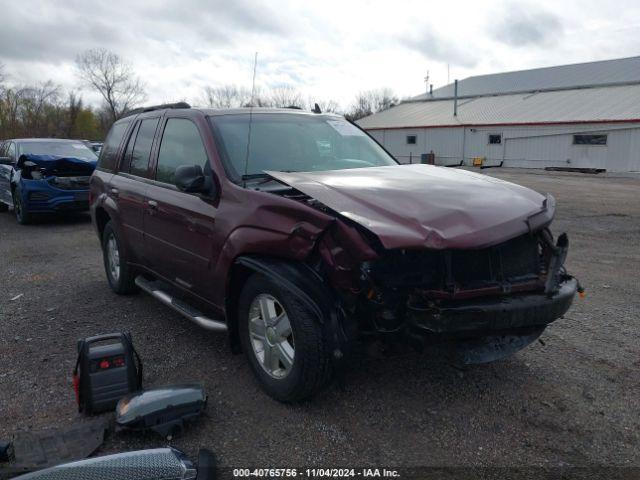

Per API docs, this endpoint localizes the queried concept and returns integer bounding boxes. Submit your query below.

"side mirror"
[0,156,13,165]
[174,164,214,195]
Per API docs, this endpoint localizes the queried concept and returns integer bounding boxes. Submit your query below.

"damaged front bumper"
[407,277,577,335]
[18,177,90,213]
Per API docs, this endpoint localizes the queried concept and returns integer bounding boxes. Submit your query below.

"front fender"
[227,255,349,359]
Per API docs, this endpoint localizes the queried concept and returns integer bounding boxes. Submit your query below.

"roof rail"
[121,102,191,119]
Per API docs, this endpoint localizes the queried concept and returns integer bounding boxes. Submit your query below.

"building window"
[406,135,417,145]
[573,134,607,146]
[488,134,502,145]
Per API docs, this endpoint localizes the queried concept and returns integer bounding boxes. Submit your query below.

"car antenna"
[243,51,258,187]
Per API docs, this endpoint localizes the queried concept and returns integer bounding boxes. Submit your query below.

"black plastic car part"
[0,419,109,479]
[115,384,207,438]
[11,447,216,480]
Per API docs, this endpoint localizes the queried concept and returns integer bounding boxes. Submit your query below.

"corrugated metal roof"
[357,84,640,129]
[413,56,640,100]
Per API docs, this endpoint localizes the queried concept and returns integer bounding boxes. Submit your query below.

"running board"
[135,276,228,332]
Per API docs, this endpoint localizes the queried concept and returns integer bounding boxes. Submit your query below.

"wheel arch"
[225,255,339,355]
[94,206,111,240]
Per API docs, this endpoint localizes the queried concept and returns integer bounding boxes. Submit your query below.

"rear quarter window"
[97,120,131,171]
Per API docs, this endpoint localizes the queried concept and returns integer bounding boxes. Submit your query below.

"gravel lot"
[1,169,639,473]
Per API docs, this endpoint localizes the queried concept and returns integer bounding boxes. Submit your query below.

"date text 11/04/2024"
[232,468,400,478]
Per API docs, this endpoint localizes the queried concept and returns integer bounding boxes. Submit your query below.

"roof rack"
[121,102,191,118]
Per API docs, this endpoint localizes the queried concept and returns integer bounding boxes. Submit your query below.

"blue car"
[0,138,98,224]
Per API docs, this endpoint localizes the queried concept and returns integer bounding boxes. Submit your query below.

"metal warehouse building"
[357,56,640,172]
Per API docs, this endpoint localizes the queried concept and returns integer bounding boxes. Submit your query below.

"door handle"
[147,200,158,210]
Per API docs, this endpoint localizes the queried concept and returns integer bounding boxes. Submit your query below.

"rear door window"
[155,118,208,185]
[98,120,131,171]
[129,118,160,177]
[121,122,141,172]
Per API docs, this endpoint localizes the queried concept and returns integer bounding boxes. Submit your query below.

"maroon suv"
[90,103,579,401]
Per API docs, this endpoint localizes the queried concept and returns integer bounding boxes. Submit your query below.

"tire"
[0,202,8,213]
[102,220,138,294]
[238,274,332,402]
[12,188,32,225]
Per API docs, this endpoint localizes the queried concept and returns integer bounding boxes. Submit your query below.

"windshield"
[18,141,98,160]
[209,113,397,182]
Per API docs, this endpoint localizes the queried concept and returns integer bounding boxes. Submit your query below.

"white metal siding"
[374,123,640,172]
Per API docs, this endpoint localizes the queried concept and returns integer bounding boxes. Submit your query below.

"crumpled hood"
[267,164,554,250]
[19,154,97,176]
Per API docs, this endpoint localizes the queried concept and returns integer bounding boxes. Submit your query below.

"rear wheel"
[12,188,31,225]
[238,274,332,402]
[102,221,138,294]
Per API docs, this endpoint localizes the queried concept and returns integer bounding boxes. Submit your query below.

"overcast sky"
[1,0,640,109]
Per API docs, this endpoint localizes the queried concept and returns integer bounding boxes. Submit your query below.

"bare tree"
[311,98,342,114]
[76,48,147,122]
[21,81,62,136]
[203,84,252,109]
[346,88,398,121]
[268,86,305,109]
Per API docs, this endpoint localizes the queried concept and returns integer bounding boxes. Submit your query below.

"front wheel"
[238,274,332,402]
[12,188,31,224]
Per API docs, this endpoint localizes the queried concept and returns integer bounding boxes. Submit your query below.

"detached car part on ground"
[90,105,581,402]
[0,139,97,224]
[11,448,216,480]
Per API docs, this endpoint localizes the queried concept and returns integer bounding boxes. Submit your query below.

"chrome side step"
[135,276,228,332]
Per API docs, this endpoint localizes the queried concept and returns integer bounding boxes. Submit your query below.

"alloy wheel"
[248,294,295,379]
[106,233,120,282]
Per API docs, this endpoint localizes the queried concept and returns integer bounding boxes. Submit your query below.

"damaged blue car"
[0,138,98,224]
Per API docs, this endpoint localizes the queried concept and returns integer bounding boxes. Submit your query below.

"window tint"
[156,119,208,184]
[573,134,607,145]
[129,118,159,177]
[98,120,130,171]
[121,122,140,172]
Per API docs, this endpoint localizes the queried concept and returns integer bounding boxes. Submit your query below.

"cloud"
[0,0,636,110]
[397,30,478,68]
[492,4,564,47]
[0,0,290,63]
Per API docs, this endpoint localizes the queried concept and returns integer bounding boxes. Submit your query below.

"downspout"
[461,126,466,166]
[453,79,458,116]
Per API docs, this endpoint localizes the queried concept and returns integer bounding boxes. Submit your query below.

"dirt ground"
[1,169,639,474]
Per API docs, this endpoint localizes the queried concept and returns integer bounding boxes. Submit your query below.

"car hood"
[266,164,554,250]
[19,154,97,176]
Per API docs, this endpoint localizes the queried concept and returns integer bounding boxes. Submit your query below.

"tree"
[76,48,147,123]
[268,86,305,109]
[203,84,252,109]
[310,98,342,114]
[345,88,399,121]
[20,81,61,137]
[65,91,83,138]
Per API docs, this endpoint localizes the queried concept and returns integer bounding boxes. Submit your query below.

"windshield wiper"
[241,173,270,181]
[241,170,300,181]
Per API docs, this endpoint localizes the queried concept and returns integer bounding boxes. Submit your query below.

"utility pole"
[424,70,430,94]
[447,63,450,84]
